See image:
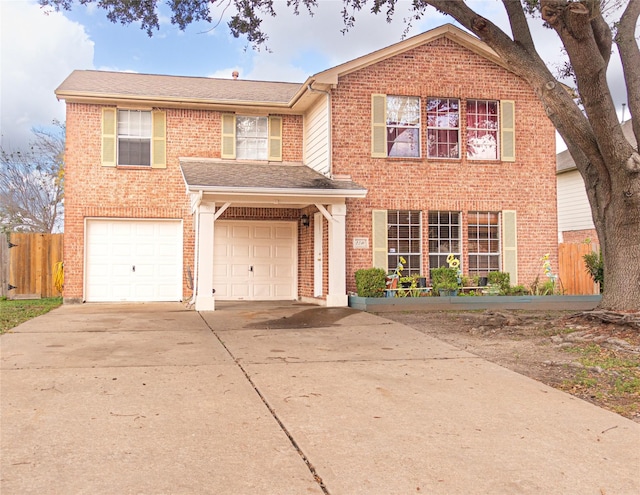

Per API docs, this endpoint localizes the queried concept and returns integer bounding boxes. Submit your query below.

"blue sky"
[0,0,630,152]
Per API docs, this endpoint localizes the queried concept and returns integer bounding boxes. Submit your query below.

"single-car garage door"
[213,221,296,300]
[85,219,183,302]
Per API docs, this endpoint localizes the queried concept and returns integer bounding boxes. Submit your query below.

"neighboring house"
[556,120,635,243]
[56,24,558,310]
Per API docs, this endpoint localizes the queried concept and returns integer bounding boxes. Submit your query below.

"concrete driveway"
[1,302,638,494]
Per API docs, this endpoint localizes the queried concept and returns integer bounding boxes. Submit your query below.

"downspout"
[189,190,203,307]
[307,83,332,176]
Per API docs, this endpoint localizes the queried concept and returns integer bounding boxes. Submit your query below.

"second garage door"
[213,221,296,300]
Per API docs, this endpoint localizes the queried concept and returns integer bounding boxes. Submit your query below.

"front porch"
[179,159,367,311]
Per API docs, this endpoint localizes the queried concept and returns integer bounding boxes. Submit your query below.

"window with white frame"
[467,99,499,160]
[468,211,501,276]
[387,210,421,276]
[118,110,152,166]
[428,211,461,274]
[426,98,460,159]
[386,96,421,157]
[236,116,269,160]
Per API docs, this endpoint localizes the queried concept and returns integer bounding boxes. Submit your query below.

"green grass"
[0,297,62,334]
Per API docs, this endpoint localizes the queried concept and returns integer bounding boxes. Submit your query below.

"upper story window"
[467,100,499,160]
[101,108,166,169]
[386,96,420,157]
[371,95,420,158]
[426,98,460,159]
[118,110,152,166]
[221,114,282,161]
[236,116,269,160]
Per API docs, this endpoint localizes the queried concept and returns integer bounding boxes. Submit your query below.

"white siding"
[557,170,595,237]
[304,96,330,175]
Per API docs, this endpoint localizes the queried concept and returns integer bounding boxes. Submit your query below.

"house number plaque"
[353,238,369,249]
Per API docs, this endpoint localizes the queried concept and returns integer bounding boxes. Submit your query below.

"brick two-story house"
[56,24,558,310]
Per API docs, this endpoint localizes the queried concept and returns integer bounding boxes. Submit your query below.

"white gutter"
[185,186,366,198]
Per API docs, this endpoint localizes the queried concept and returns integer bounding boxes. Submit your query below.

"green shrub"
[508,284,529,296]
[431,266,460,292]
[355,268,387,297]
[487,271,510,294]
[583,250,604,293]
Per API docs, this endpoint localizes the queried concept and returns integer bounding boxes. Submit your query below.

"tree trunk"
[596,169,640,311]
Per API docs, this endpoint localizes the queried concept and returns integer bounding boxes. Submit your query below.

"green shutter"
[221,113,236,159]
[371,94,387,158]
[268,116,283,161]
[501,100,515,162]
[372,209,388,271]
[502,210,518,284]
[102,108,117,167]
[151,110,166,169]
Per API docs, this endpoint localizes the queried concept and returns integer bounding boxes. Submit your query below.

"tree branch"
[501,0,537,54]
[617,0,640,142]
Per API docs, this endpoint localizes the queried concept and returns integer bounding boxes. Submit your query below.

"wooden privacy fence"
[558,242,600,295]
[0,233,64,299]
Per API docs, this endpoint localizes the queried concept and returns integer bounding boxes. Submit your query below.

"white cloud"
[0,0,94,149]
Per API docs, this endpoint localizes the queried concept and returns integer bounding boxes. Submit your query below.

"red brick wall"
[331,38,558,292]
[63,104,304,301]
[562,229,598,244]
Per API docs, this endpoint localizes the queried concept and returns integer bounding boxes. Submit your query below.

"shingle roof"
[180,160,366,195]
[56,70,302,105]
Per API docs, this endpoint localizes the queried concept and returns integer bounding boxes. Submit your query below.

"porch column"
[195,204,216,311]
[326,203,348,307]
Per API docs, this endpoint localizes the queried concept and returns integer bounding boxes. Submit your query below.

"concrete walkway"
[1,302,638,494]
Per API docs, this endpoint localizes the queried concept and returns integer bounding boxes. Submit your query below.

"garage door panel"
[252,264,271,277]
[231,264,250,277]
[231,284,250,297]
[214,221,296,301]
[274,264,292,278]
[232,244,250,257]
[253,226,273,239]
[275,226,293,238]
[86,219,182,302]
[232,226,250,238]
[274,284,293,297]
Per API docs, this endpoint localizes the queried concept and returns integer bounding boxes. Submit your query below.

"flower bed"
[348,294,602,312]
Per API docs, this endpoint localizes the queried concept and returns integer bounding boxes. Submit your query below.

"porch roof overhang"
[180,158,367,208]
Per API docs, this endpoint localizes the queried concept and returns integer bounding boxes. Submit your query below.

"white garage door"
[85,219,183,302]
[213,221,296,300]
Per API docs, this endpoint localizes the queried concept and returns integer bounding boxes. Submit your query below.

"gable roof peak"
[309,23,503,85]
